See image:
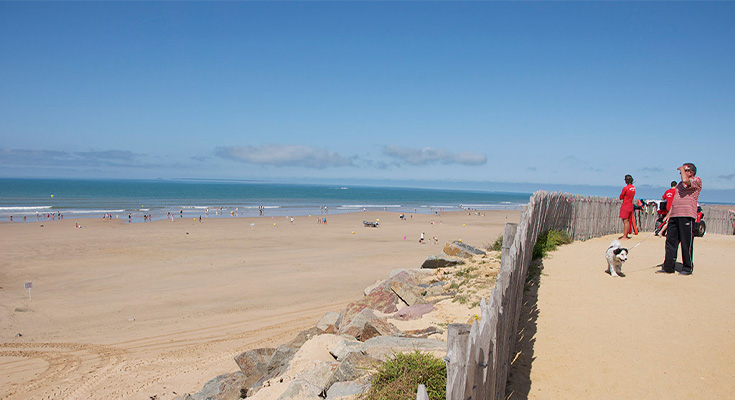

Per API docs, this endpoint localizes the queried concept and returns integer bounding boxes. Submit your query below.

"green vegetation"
[491,235,503,251]
[362,351,446,400]
[532,230,573,260]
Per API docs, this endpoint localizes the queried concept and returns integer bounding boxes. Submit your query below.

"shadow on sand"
[504,260,542,400]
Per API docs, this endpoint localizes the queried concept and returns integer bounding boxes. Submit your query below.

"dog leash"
[629,221,667,250]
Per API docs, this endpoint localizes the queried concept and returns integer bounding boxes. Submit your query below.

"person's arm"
[677,166,691,187]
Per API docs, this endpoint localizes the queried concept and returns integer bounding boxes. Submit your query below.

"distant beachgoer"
[619,175,636,240]
[419,232,425,243]
[655,181,678,236]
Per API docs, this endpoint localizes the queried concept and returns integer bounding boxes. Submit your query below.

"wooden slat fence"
[441,191,734,400]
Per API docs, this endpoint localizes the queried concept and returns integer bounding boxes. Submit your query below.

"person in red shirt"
[619,174,636,240]
[657,163,702,275]
[655,181,678,236]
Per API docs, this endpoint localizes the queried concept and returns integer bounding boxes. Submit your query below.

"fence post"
[502,223,518,259]
[416,384,429,400]
[446,323,471,400]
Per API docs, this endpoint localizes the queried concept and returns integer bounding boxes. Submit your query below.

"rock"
[392,303,435,321]
[185,371,247,400]
[397,326,444,339]
[386,269,420,286]
[423,281,448,296]
[443,240,486,258]
[316,311,340,333]
[339,308,399,341]
[325,378,370,400]
[329,337,362,361]
[326,351,375,389]
[336,286,398,329]
[359,336,447,362]
[285,327,324,349]
[421,255,464,269]
[294,360,339,392]
[389,281,426,307]
[363,279,384,296]
[277,379,322,400]
[234,347,275,388]
[260,327,325,387]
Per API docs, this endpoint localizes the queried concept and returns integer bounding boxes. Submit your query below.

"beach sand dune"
[0,210,517,399]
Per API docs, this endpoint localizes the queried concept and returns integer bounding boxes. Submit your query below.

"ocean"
[0,178,530,221]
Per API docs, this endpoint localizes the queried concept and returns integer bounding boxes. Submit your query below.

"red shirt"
[662,187,676,211]
[669,177,702,219]
[620,184,636,207]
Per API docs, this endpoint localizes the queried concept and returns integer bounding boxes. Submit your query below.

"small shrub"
[491,235,503,251]
[532,230,573,260]
[362,351,446,400]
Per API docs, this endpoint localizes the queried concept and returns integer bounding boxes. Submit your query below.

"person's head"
[683,163,697,176]
[670,181,677,187]
[624,174,634,185]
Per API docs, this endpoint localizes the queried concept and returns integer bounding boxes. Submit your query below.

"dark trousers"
[663,217,695,273]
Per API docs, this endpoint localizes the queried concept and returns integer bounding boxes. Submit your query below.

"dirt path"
[510,233,735,399]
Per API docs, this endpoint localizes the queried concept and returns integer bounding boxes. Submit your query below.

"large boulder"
[259,327,325,387]
[338,308,399,341]
[443,240,486,258]
[329,337,362,361]
[389,280,426,306]
[336,286,398,329]
[316,311,340,333]
[277,379,323,400]
[234,347,275,388]
[325,378,370,400]
[182,371,247,400]
[421,255,464,269]
[325,351,375,389]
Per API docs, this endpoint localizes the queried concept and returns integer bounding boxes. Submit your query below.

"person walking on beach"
[619,174,636,240]
[657,163,702,275]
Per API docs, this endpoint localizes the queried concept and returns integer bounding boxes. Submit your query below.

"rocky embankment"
[177,241,500,400]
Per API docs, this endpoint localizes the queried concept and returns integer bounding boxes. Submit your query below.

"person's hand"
[677,166,686,172]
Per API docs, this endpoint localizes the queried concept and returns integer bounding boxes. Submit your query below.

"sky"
[1,2,733,201]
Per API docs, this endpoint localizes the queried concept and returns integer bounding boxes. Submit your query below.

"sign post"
[24,282,33,302]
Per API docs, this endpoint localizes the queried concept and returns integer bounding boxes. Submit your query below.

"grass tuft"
[362,351,446,400]
[532,230,573,260]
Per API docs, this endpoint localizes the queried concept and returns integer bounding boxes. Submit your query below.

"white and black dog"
[605,240,629,277]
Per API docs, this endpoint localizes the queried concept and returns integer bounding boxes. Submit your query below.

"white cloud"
[382,146,487,166]
[216,144,355,169]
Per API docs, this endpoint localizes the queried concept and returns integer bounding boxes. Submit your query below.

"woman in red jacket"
[619,174,636,240]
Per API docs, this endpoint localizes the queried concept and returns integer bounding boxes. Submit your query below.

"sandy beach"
[0,210,517,400]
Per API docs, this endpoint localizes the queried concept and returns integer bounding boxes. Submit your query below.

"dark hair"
[624,174,634,185]
[670,181,677,187]
[684,162,697,176]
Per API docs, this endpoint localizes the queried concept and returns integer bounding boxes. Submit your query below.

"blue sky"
[1,2,733,200]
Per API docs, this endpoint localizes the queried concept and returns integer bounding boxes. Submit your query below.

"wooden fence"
[441,191,734,400]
